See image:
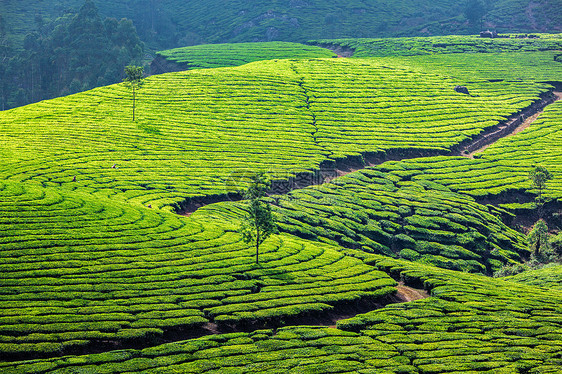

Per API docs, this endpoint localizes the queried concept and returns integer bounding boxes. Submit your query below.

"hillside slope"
[1,56,557,210]
[3,257,562,373]
[2,0,561,51]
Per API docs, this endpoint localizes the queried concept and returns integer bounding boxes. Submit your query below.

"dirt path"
[395,282,430,302]
[467,91,561,157]
[160,282,430,341]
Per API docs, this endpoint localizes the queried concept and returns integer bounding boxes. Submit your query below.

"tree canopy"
[0,0,144,110]
[239,173,278,264]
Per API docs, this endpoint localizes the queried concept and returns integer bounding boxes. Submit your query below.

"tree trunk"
[256,229,260,264]
[132,86,136,121]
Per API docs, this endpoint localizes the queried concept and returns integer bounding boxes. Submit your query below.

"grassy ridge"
[155,42,336,70]
[196,170,527,274]
[313,34,562,57]
[4,0,561,51]
[294,57,553,160]
[3,256,562,373]
[376,99,562,204]
[0,180,396,358]
[0,57,555,210]
[505,264,562,289]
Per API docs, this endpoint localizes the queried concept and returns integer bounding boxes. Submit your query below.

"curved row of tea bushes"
[395,51,562,83]
[0,57,550,210]
[377,100,562,203]
[312,34,562,57]
[3,256,561,373]
[0,181,396,359]
[294,58,552,160]
[505,264,562,289]
[156,42,336,70]
[196,168,527,274]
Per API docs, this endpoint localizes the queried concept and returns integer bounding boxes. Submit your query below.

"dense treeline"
[0,0,143,110]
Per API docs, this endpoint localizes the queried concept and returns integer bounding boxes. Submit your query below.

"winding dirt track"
[467,91,562,157]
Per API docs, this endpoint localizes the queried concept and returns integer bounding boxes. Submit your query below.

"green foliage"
[0,180,396,358]
[2,31,562,370]
[551,232,562,255]
[3,257,562,373]
[529,165,552,207]
[493,262,530,277]
[0,0,144,110]
[528,220,549,255]
[239,173,278,264]
[380,97,562,205]
[464,0,487,26]
[505,263,562,289]
[200,169,528,274]
[1,56,554,209]
[312,34,562,58]
[156,42,336,71]
[2,0,561,52]
[123,65,145,121]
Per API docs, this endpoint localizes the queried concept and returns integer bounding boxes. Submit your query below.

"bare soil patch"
[452,90,559,158]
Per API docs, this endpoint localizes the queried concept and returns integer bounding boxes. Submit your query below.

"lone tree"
[124,65,144,121]
[239,172,278,264]
[527,219,549,256]
[529,165,552,214]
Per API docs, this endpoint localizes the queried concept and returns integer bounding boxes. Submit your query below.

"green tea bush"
[0,181,397,358]
[199,168,527,273]
[156,42,336,70]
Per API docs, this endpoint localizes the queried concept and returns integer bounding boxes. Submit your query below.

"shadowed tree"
[239,172,278,264]
[529,165,552,216]
[528,219,549,256]
[123,65,144,121]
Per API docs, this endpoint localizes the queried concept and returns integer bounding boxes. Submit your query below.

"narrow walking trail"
[465,91,561,158]
[145,282,430,345]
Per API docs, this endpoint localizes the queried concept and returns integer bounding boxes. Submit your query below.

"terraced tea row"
[313,34,562,57]
[0,60,322,210]
[506,264,562,289]
[4,256,561,373]
[390,51,562,83]
[294,57,554,160]
[154,42,336,71]
[196,168,527,274]
[0,181,396,359]
[0,57,552,209]
[374,99,562,205]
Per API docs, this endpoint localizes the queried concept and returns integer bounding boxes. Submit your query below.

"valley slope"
[1,38,562,373]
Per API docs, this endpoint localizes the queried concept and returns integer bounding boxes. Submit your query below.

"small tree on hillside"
[528,219,549,255]
[239,172,278,264]
[527,219,559,264]
[529,165,552,215]
[124,65,144,121]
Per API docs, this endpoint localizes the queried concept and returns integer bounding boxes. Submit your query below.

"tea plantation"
[2,36,562,373]
[195,170,527,274]
[313,34,562,57]
[376,98,562,204]
[1,56,558,210]
[506,264,562,289]
[0,179,398,358]
[2,257,561,373]
[155,42,336,70]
